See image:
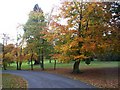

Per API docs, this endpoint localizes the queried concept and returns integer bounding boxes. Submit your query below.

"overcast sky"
[0,0,60,44]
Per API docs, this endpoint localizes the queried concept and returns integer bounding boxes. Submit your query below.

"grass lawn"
[5,60,119,70]
[1,74,28,89]
[3,60,119,88]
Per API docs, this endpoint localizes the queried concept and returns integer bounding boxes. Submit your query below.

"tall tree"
[46,1,114,73]
[23,4,47,70]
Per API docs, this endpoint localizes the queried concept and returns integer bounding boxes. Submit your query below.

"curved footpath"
[2,70,95,88]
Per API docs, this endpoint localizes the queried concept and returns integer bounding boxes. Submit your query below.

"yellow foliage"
[4,53,14,61]
[69,41,78,48]
[0,54,2,59]
[74,55,87,60]
[46,1,115,63]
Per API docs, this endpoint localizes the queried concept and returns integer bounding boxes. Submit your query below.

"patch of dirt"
[33,67,119,88]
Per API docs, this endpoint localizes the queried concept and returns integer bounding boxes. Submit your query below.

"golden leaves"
[74,55,87,60]
[4,53,14,61]
[45,1,117,63]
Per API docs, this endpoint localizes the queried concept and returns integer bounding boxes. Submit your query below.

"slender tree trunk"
[2,41,6,70]
[35,48,40,65]
[16,61,19,70]
[49,59,51,63]
[73,60,81,73]
[3,61,6,70]
[38,47,42,68]
[18,47,22,70]
[30,56,33,70]
[34,59,39,65]
[54,60,56,70]
[31,60,33,70]
[30,50,33,70]
[41,48,44,70]
[19,62,22,70]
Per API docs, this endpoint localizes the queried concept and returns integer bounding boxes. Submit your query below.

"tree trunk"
[16,61,19,70]
[34,60,40,65]
[41,48,44,70]
[19,62,22,70]
[36,48,40,65]
[54,60,56,70]
[3,61,7,70]
[30,51,33,70]
[73,60,81,73]
[2,43,6,70]
[31,60,33,70]
[49,59,51,63]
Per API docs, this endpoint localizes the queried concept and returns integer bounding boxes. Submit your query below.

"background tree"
[96,1,120,61]
[2,33,10,70]
[11,46,24,70]
[23,4,50,70]
[23,43,38,70]
[0,43,2,53]
[3,44,15,68]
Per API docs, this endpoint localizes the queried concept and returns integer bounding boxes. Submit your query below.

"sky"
[0,0,60,44]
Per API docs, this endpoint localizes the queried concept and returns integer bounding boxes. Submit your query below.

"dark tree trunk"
[49,59,52,63]
[2,42,6,70]
[34,60,40,65]
[41,48,44,70]
[30,50,33,70]
[31,61,33,70]
[30,59,33,70]
[3,61,7,70]
[37,48,40,65]
[16,61,19,70]
[19,62,22,70]
[73,60,81,73]
[54,60,56,70]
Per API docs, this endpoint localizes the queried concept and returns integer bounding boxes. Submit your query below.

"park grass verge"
[1,73,28,89]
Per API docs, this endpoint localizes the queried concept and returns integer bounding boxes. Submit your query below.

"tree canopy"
[45,1,119,73]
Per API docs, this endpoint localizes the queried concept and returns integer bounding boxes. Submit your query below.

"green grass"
[2,73,28,88]
[4,60,119,70]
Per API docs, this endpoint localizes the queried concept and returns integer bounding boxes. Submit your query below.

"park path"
[2,70,95,88]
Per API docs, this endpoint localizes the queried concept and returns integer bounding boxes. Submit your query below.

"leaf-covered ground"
[2,74,28,89]
[41,67,119,88]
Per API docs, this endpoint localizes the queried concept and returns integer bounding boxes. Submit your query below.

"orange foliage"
[45,1,115,63]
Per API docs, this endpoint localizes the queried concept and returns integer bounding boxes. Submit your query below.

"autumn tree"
[23,4,51,70]
[23,43,38,70]
[11,45,25,70]
[46,1,115,73]
[2,44,15,69]
[1,33,10,70]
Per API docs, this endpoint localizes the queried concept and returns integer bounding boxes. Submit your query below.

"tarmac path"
[2,70,95,89]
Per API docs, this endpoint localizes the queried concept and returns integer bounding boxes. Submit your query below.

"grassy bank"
[2,74,28,89]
